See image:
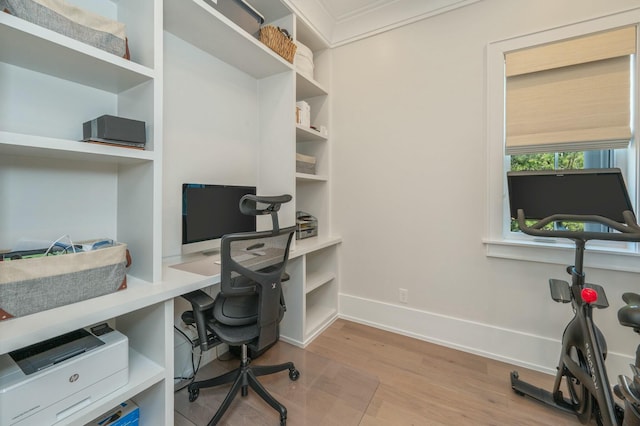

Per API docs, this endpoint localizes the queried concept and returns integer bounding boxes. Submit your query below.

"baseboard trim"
[280,314,339,348]
[339,293,634,377]
[279,335,304,348]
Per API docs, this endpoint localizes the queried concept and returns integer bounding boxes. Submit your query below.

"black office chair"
[181,194,299,426]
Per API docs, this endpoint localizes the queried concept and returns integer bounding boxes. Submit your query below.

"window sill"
[484,238,640,273]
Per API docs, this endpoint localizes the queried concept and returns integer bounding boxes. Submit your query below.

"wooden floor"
[175,319,587,425]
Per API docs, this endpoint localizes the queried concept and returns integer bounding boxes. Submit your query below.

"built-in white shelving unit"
[0,0,167,423]
[282,16,340,346]
[281,237,341,346]
[0,0,161,281]
[0,0,341,422]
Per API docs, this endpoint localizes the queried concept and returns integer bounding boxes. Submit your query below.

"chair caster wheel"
[188,386,200,402]
[289,369,300,381]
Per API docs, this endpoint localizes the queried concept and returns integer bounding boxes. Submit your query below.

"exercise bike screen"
[507,168,633,223]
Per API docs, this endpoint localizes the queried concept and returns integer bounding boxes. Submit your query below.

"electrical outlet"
[399,288,408,304]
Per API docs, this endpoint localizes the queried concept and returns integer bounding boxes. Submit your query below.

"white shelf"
[65,348,164,425]
[296,72,328,100]
[306,271,335,294]
[296,124,327,142]
[291,236,341,258]
[164,0,293,79]
[0,13,155,93]
[0,276,162,354]
[0,132,155,164]
[296,172,328,182]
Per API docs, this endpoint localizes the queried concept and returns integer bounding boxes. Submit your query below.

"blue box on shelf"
[89,400,139,426]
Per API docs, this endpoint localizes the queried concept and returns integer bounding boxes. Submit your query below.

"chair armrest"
[182,289,215,312]
[181,290,216,351]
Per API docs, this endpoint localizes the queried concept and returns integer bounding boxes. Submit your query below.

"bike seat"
[619,293,640,330]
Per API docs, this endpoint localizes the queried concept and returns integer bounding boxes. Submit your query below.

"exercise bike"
[507,169,640,426]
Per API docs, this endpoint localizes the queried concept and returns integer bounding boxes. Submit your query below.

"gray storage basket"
[0,242,129,320]
[296,153,316,174]
[0,0,128,57]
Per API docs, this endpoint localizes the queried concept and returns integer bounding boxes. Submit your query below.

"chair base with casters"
[182,287,300,425]
[186,342,299,425]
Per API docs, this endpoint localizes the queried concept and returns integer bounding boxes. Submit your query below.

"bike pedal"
[549,279,571,303]
[615,383,624,399]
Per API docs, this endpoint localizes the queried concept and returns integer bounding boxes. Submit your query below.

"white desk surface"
[0,235,342,354]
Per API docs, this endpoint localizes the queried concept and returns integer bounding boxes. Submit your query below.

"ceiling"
[289,0,481,46]
[320,0,399,21]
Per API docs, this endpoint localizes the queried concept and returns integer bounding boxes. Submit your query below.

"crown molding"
[286,0,481,48]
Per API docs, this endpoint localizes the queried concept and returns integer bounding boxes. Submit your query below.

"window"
[486,11,640,272]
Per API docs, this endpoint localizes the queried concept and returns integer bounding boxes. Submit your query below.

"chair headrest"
[240,194,292,216]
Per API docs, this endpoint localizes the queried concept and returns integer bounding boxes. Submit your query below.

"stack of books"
[82,114,146,149]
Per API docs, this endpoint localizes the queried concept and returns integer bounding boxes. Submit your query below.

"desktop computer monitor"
[181,184,256,255]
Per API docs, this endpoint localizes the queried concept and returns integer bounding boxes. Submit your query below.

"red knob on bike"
[581,288,598,304]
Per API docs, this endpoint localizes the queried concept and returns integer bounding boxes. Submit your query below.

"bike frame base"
[510,371,578,416]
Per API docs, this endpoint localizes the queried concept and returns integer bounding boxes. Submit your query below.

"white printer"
[0,324,128,425]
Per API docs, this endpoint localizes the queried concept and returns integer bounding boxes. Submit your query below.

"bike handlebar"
[516,209,640,242]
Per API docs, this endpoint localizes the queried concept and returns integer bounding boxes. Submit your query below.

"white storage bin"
[294,40,314,80]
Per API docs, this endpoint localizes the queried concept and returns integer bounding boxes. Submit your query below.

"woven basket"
[260,26,297,63]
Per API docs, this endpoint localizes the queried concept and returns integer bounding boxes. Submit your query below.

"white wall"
[331,0,640,378]
[162,32,260,259]
[0,63,119,248]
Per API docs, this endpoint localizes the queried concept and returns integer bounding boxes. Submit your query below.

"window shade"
[505,26,636,155]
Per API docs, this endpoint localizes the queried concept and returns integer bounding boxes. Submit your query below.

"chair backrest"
[217,195,295,351]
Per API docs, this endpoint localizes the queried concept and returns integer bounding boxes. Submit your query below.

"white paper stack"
[296,101,311,127]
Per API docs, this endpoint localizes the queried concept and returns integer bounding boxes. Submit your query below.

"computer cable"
[173,325,203,392]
